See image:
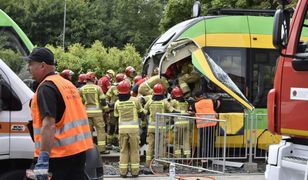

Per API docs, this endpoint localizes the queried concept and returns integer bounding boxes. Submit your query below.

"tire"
[0,169,26,180]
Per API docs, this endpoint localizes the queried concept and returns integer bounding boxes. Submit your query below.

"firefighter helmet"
[106,69,115,77]
[125,66,136,78]
[115,73,125,83]
[86,71,96,81]
[171,86,184,98]
[60,69,74,80]
[117,80,131,94]
[153,83,165,95]
[78,73,87,83]
[133,75,142,84]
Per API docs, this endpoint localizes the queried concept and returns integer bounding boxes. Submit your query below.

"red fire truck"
[266,0,308,179]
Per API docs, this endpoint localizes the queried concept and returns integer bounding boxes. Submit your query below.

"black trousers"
[49,151,87,180]
[198,125,216,157]
[27,152,87,180]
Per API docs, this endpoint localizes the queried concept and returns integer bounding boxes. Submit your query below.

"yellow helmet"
[106,69,115,77]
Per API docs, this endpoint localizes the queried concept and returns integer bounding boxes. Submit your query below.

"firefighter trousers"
[107,113,118,145]
[174,123,191,157]
[146,129,165,167]
[119,133,140,176]
[88,115,106,153]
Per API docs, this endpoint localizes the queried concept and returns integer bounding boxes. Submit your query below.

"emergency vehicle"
[265,0,308,179]
[0,9,103,179]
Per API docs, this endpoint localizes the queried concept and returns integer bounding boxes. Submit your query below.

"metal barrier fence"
[153,113,227,174]
[151,112,281,173]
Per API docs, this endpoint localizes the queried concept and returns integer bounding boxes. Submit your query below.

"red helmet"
[78,73,87,83]
[117,80,131,94]
[153,83,165,95]
[125,66,136,78]
[115,73,125,83]
[86,71,96,81]
[171,86,183,98]
[60,69,74,80]
[133,75,142,84]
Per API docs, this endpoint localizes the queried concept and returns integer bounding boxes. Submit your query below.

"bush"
[47,41,142,81]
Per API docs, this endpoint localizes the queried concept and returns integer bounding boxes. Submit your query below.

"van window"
[0,27,30,80]
[204,47,247,93]
[0,74,22,111]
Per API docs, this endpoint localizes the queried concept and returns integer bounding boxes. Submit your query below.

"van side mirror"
[273,9,291,49]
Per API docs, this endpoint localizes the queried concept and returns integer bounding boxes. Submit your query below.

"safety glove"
[33,151,49,180]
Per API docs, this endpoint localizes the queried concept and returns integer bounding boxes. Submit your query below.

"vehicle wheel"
[0,169,26,180]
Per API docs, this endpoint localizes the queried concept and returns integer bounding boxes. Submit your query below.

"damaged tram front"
[141,9,288,157]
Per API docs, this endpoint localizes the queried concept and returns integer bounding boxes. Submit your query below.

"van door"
[0,73,11,156]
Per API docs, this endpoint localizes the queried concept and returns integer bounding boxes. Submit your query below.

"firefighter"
[98,69,115,94]
[79,72,110,154]
[138,74,169,97]
[143,83,176,167]
[178,63,200,97]
[132,75,147,97]
[125,66,136,84]
[114,80,143,177]
[60,69,74,81]
[105,73,125,146]
[76,73,87,88]
[170,86,190,158]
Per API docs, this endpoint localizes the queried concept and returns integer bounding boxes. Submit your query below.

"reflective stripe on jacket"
[80,82,105,114]
[195,99,217,128]
[172,100,189,125]
[114,96,141,133]
[31,75,93,158]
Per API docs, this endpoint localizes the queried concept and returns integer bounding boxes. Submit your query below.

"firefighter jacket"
[31,75,93,158]
[171,100,189,125]
[106,85,118,104]
[79,82,107,117]
[138,75,169,96]
[195,98,217,128]
[144,98,174,133]
[114,96,143,134]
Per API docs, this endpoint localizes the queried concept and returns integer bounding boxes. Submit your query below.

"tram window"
[204,47,246,93]
[251,49,278,108]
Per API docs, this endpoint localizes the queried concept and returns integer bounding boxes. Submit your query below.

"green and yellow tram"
[142,9,301,153]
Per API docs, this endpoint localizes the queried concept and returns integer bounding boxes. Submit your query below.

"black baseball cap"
[24,47,55,65]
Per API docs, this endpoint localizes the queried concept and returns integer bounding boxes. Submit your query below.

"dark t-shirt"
[37,80,65,123]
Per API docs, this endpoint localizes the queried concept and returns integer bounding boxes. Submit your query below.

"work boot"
[120,174,127,178]
[132,174,139,178]
[101,150,110,154]
[106,144,113,150]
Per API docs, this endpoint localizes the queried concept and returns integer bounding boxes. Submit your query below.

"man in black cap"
[26,47,93,180]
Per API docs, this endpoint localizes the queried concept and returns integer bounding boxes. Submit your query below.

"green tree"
[49,41,142,80]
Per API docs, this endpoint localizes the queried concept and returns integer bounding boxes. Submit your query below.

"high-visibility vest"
[115,97,140,133]
[80,83,104,115]
[195,99,217,128]
[31,75,93,158]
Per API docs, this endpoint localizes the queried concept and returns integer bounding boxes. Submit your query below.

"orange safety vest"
[195,99,217,128]
[31,75,93,158]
